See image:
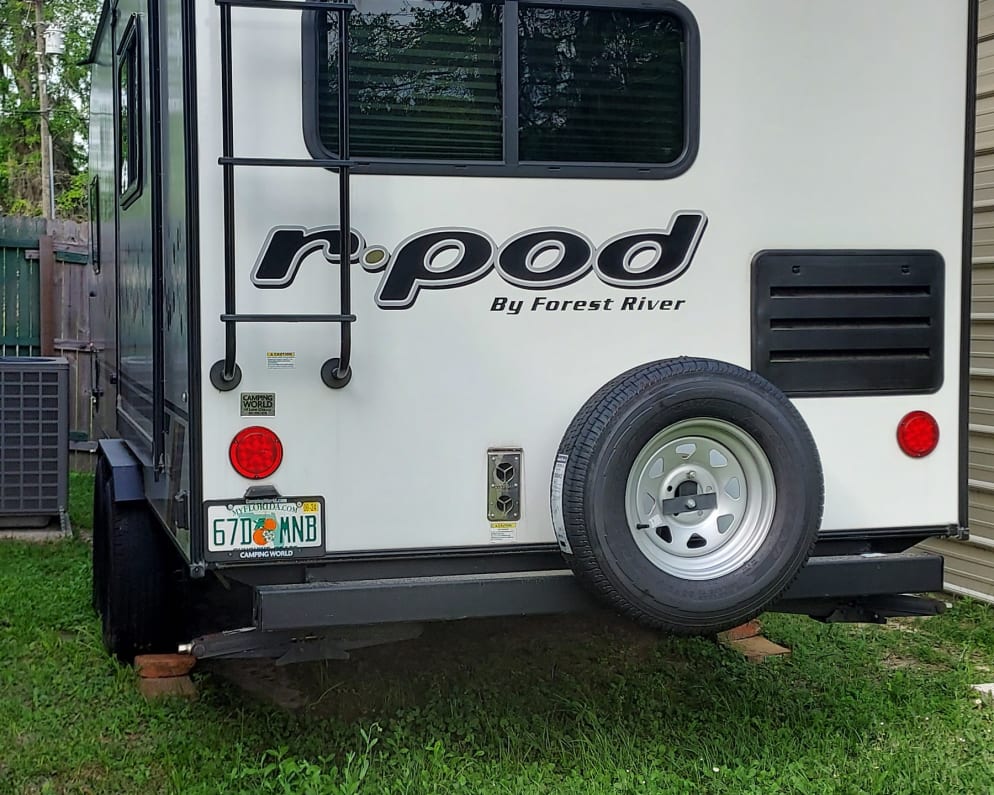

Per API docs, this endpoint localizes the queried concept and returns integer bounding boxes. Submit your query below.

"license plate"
[205,497,325,562]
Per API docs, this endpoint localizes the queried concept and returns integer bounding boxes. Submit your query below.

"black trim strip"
[111,7,122,439]
[311,541,560,563]
[816,525,955,543]
[183,0,205,571]
[149,0,166,475]
[960,0,978,532]
[218,545,566,587]
[85,1,114,65]
[218,0,354,9]
[320,542,558,564]
[218,157,354,168]
[210,524,950,574]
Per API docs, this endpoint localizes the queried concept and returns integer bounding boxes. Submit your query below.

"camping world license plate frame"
[204,497,326,562]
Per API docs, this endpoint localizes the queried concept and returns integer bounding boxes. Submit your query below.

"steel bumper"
[252,551,944,632]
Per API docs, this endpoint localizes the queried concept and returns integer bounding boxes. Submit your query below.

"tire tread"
[556,357,824,635]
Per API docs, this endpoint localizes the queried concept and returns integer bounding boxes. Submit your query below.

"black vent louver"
[752,251,944,396]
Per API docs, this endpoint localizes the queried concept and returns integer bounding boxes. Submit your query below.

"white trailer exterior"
[87,0,975,662]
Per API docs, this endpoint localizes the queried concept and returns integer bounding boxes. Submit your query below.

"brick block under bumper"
[253,551,944,632]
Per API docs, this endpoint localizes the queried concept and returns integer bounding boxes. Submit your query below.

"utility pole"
[34,0,54,220]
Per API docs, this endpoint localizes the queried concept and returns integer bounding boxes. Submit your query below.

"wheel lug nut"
[688,471,696,479]
[686,499,696,509]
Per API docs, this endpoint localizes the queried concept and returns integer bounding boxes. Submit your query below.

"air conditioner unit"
[0,357,69,532]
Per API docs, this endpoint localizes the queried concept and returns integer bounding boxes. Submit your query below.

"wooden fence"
[0,216,95,458]
[0,216,46,356]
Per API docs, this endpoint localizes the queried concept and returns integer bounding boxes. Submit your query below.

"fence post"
[38,235,55,357]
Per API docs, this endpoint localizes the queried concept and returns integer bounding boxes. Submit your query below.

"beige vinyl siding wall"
[921,0,994,600]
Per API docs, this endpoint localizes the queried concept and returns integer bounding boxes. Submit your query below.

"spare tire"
[552,357,823,635]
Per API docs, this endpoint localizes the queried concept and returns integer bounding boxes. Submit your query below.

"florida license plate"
[205,497,325,562]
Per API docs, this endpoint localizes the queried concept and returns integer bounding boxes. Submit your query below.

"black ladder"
[210,0,356,392]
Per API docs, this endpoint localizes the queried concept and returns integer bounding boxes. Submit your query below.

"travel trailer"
[86,0,975,662]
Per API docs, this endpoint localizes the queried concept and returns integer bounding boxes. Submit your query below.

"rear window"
[307,0,698,178]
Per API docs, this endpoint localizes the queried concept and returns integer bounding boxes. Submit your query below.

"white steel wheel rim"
[624,418,777,581]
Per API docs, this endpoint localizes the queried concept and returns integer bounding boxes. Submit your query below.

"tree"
[0,0,101,218]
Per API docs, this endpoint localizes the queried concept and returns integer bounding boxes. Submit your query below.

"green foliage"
[55,169,89,217]
[0,0,102,217]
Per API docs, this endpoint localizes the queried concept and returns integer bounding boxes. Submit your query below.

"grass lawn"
[3,476,994,793]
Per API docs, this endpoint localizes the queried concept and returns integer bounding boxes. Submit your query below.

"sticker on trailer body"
[205,497,325,562]
[266,351,296,370]
[490,522,517,543]
[240,392,276,417]
[551,454,572,554]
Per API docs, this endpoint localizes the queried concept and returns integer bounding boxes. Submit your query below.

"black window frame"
[117,14,143,208]
[302,0,700,179]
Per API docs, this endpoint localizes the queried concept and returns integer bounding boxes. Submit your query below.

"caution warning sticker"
[267,351,296,370]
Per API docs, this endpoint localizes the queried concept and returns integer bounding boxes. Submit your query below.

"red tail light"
[896,411,939,458]
[229,426,283,479]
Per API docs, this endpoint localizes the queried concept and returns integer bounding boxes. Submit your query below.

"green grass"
[4,477,994,793]
[68,471,94,534]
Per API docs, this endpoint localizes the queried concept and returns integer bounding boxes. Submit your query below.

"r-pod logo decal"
[251,211,707,310]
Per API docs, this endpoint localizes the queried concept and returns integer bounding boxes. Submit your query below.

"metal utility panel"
[488,449,523,522]
[0,357,69,529]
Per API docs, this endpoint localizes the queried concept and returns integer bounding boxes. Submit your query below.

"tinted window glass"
[119,56,131,192]
[517,6,684,164]
[319,1,503,161]
[118,20,141,197]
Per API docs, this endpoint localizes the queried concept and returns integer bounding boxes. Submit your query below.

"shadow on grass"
[201,607,949,771]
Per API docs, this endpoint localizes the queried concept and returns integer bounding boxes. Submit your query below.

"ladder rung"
[221,314,357,323]
[215,0,355,11]
[219,157,355,168]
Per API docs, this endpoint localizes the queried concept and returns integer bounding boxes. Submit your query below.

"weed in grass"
[194,725,380,795]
